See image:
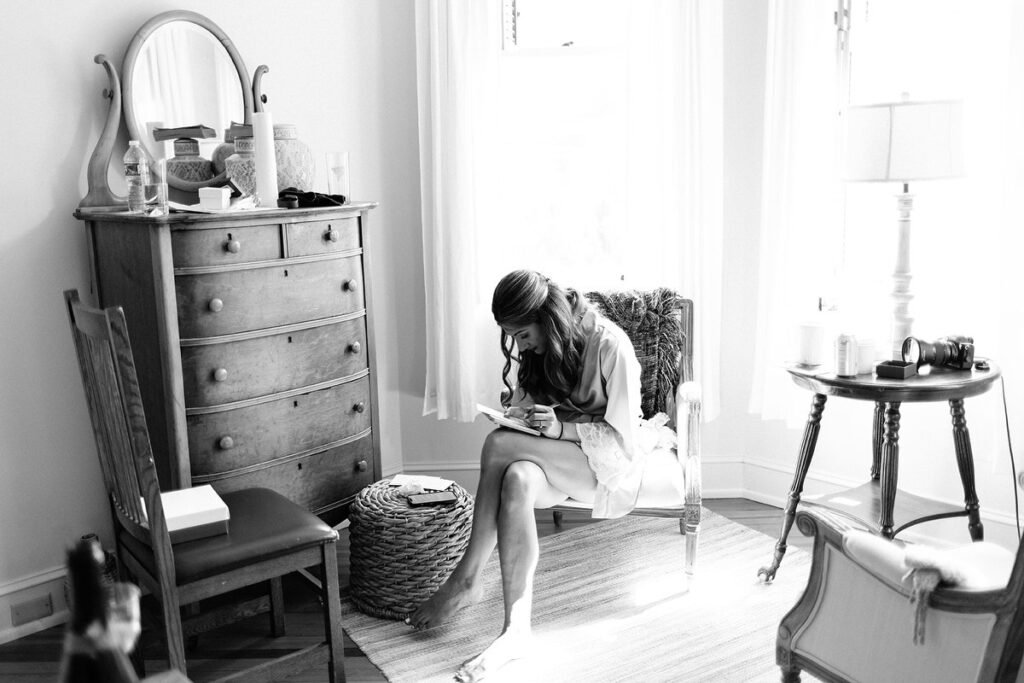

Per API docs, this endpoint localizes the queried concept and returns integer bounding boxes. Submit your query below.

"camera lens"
[901,338,922,365]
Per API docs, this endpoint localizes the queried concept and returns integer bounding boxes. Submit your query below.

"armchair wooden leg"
[684,522,699,577]
[552,511,564,527]
[270,577,286,637]
[780,665,801,682]
[321,541,345,683]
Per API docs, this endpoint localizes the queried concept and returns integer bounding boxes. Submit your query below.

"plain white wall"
[1,0,1021,642]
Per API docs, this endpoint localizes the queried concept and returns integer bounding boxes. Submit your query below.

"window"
[418,1,723,420]
[503,0,624,50]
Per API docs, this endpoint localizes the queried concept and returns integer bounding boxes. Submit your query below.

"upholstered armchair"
[549,288,703,575]
[777,507,1024,682]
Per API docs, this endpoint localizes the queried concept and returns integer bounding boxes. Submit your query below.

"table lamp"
[844,95,964,359]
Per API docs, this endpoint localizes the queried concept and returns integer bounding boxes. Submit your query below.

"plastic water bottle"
[123,140,150,213]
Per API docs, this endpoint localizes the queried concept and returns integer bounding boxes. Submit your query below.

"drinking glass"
[326,151,350,201]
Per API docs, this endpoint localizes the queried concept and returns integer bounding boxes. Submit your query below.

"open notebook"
[477,404,541,436]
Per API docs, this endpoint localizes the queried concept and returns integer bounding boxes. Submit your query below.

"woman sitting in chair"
[408,269,679,682]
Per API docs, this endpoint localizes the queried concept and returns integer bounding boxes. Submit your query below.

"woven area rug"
[341,510,811,683]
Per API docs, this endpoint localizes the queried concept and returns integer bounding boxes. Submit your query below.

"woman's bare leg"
[455,460,567,682]
[408,429,595,630]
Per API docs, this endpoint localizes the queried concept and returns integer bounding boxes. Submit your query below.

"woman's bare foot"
[454,629,532,682]
[406,576,483,630]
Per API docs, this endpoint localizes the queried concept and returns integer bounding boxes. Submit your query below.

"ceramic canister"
[273,123,315,191]
[225,136,257,196]
[166,138,214,183]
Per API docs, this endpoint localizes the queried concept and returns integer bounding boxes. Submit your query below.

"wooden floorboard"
[0,498,803,682]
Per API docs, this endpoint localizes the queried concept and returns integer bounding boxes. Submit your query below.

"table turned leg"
[759,393,827,582]
[871,401,884,480]
[950,398,984,541]
[879,401,901,538]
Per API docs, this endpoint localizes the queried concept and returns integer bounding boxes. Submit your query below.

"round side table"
[758,360,1001,582]
[348,480,474,619]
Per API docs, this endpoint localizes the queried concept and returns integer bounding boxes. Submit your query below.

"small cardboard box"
[198,186,231,210]
[143,485,230,543]
[875,360,917,379]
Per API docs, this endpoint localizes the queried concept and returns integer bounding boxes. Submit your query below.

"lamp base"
[889,189,915,359]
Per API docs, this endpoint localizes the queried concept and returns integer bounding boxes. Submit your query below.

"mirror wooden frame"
[122,10,254,192]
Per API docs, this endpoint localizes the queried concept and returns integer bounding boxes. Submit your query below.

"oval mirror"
[122,11,252,192]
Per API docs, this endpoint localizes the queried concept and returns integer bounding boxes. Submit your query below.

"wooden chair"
[549,289,702,575]
[777,507,1024,682]
[64,289,345,682]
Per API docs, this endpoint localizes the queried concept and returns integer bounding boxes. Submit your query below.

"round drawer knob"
[343,279,360,293]
[326,228,339,242]
[349,341,362,355]
[209,298,224,313]
[218,436,235,450]
[356,460,368,472]
[353,401,366,414]
[213,368,228,382]
[225,240,241,253]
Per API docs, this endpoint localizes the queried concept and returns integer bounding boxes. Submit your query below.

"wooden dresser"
[74,203,380,523]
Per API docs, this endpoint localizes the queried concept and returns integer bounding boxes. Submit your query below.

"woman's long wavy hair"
[491,270,586,406]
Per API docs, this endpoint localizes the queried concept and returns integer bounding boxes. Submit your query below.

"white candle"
[253,112,278,206]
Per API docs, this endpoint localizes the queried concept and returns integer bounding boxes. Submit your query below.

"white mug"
[857,339,876,375]
[798,322,826,366]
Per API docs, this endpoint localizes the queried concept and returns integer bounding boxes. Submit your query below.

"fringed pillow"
[585,288,685,419]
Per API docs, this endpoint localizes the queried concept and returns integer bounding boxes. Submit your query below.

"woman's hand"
[503,406,528,420]
[528,404,561,439]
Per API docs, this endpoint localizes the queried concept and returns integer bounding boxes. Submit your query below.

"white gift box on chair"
[142,484,230,543]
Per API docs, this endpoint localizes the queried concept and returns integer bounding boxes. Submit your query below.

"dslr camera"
[901,335,975,370]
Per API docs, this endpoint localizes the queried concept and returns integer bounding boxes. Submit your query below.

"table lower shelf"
[800,480,970,538]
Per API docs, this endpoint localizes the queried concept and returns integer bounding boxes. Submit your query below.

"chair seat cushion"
[560,448,687,511]
[120,488,338,584]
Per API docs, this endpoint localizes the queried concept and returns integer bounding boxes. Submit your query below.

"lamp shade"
[844,99,965,182]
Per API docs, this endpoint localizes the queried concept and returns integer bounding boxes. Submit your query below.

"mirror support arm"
[79,54,127,210]
[253,65,269,113]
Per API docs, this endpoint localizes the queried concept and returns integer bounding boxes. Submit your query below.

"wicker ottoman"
[348,480,474,620]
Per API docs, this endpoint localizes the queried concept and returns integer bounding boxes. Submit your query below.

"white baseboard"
[403,454,749,499]
[404,455,1022,547]
[0,566,69,645]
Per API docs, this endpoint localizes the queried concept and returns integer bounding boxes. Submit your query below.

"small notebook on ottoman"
[143,485,230,543]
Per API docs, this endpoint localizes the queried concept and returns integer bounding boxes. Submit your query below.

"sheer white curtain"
[622,0,723,419]
[418,0,723,421]
[415,0,502,421]
[748,0,843,425]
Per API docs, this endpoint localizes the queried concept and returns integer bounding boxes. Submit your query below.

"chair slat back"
[587,288,693,419]
[64,290,172,556]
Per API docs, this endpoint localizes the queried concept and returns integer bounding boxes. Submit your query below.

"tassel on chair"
[906,568,941,645]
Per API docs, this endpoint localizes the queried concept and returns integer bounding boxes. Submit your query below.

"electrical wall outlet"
[10,594,53,627]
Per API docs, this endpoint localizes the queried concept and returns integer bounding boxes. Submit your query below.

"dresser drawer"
[187,377,372,476]
[172,224,282,267]
[288,217,360,256]
[205,436,376,514]
[176,256,364,338]
[181,317,367,407]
